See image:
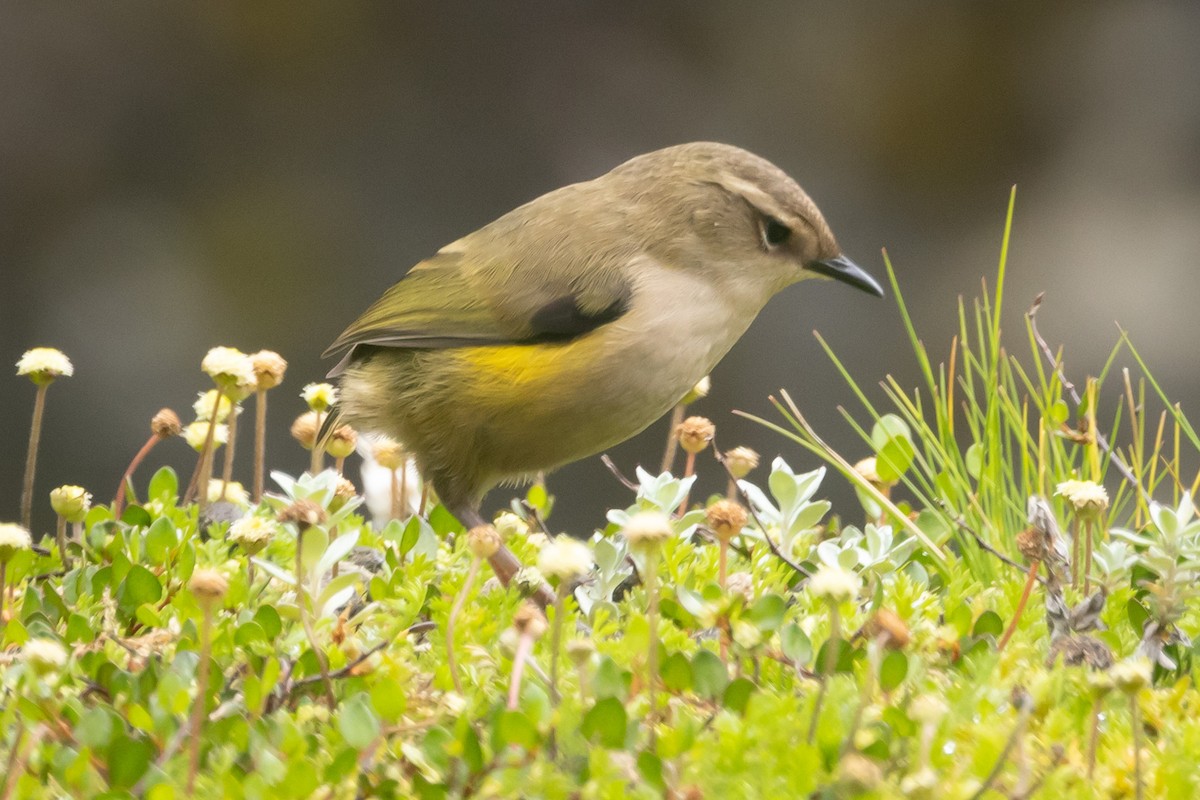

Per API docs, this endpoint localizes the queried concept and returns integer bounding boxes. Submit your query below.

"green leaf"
[253,605,283,639]
[299,526,330,574]
[1048,399,1070,427]
[876,437,915,484]
[660,651,692,693]
[722,677,755,714]
[965,443,984,480]
[371,677,407,723]
[879,650,908,692]
[494,710,539,750]
[144,517,179,565]
[781,623,812,664]
[339,692,381,750]
[690,650,729,699]
[235,621,267,648]
[118,565,163,612]
[107,732,152,788]
[871,414,913,451]
[581,697,627,748]
[593,656,631,700]
[746,593,787,632]
[637,750,665,792]
[148,466,179,502]
[120,505,153,528]
[973,610,1004,639]
[1127,598,1150,633]
[76,706,116,748]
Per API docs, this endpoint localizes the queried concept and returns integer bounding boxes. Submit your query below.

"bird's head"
[611,142,884,301]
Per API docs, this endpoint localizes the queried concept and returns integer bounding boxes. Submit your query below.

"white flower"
[16,348,73,382]
[228,514,274,554]
[1055,480,1109,519]
[909,694,948,725]
[193,390,236,423]
[207,480,249,507]
[493,512,529,540]
[184,421,228,451]
[621,510,673,550]
[49,485,91,523]
[301,382,339,412]
[0,523,32,560]
[808,563,861,604]
[537,535,593,582]
[201,347,256,393]
[1112,657,1152,694]
[23,638,68,674]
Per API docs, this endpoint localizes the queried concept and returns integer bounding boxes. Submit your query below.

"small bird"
[323,142,883,589]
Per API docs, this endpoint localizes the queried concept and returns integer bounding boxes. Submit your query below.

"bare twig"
[600,454,639,491]
[943,507,1048,587]
[714,444,810,580]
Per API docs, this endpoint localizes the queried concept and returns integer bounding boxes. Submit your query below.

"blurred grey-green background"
[3,4,1199,535]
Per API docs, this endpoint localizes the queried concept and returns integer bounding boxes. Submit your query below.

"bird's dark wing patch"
[525,289,630,342]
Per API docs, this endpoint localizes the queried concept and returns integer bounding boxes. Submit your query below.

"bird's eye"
[761,217,791,248]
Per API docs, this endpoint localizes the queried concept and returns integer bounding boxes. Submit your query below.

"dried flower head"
[290,411,320,451]
[493,511,529,540]
[622,510,674,551]
[207,480,249,507]
[372,438,404,470]
[189,568,229,604]
[676,416,716,455]
[326,425,358,459]
[22,638,68,675]
[201,347,257,394]
[16,348,73,384]
[808,563,861,604]
[193,390,236,423]
[537,535,593,582]
[301,382,338,413]
[151,408,182,439]
[184,421,228,452]
[249,350,288,390]
[680,375,711,405]
[331,477,358,510]
[467,525,502,559]
[0,523,33,561]
[1055,479,1110,521]
[49,485,91,523]
[724,446,760,479]
[706,499,748,541]
[228,514,275,555]
[278,499,327,528]
[513,600,548,639]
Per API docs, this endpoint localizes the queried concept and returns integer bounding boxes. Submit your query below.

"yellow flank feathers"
[459,340,588,393]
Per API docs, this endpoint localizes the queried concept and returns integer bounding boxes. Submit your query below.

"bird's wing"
[322,249,633,377]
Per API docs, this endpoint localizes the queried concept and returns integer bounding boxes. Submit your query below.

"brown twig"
[601,454,639,491]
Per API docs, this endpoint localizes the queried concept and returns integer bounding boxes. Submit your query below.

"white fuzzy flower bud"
[537,535,593,582]
[0,523,33,561]
[808,564,861,604]
[16,348,73,383]
[301,382,338,413]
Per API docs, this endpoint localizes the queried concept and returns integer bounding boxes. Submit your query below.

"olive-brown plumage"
[324,142,882,590]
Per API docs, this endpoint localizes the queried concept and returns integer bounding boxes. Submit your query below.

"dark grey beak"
[809,254,884,298]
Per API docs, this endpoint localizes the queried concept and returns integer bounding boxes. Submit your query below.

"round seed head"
[290,411,320,450]
[706,499,747,541]
[249,350,288,390]
[467,525,502,559]
[151,408,182,438]
[189,568,229,604]
[724,446,760,480]
[676,416,716,455]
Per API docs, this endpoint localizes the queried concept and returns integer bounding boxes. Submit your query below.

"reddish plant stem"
[20,384,49,532]
[114,435,160,519]
[253,388,268,503]
[998,561,1040,651]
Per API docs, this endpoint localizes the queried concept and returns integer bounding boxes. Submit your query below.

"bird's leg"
[452,505,555,608]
